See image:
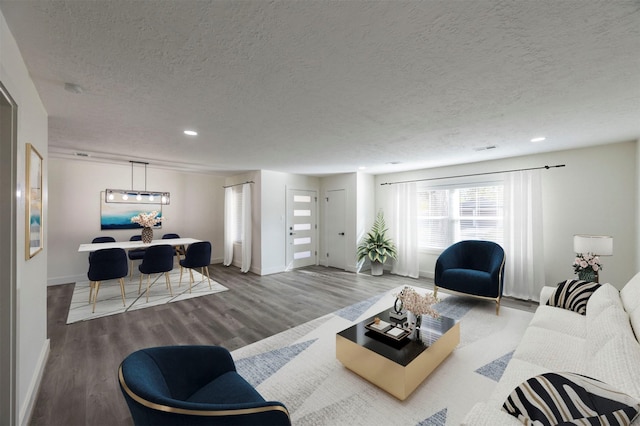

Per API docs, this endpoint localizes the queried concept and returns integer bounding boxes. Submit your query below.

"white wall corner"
[19,339,50,426]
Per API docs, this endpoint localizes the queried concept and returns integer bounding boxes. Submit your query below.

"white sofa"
[462,272,640,425]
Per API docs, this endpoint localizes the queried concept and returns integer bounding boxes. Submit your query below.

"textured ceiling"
[1,1,639,176]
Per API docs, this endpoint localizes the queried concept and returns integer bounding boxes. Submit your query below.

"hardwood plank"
[29,264,534,425]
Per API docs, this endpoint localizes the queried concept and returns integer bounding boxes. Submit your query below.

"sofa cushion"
[587,283,623,318]
[621,271,640,313]
[546,279,600,315]
[587,303,636,353]
[528,305,587,339]
[589,334,640,400]
[629,307,640,343]
[502,372,640,426]
[513,326,587,374]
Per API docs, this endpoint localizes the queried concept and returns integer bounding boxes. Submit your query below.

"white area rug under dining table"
[66,269,228,324]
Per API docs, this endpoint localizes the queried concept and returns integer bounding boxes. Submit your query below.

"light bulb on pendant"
[136,194,142,201]
[122,193,128,201]
[108,193,114,201]
[148,194,155,201]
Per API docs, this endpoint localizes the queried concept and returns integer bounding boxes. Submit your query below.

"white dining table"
[77,237,201,252]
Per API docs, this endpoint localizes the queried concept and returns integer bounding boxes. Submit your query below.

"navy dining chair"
[179,241,212,293]
[138,244,175,302]
[88,236,116,261]
[162,233,186,261]
[127,235,146,278]
[87,248,128,313]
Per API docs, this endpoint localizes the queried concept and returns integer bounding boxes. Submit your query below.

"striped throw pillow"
[546,279,601,315]
[502,372,640,426]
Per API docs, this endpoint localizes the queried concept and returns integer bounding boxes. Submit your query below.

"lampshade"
[573,234,613,256]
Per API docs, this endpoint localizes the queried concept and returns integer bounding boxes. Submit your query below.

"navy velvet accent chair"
[434,240,506,315]
[118,345,291,426]
[87,248,128,313]
[127,235,146,278]
[179,241,212,293]
[138,244,175,302]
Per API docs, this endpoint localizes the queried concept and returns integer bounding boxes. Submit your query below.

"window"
[418,183,504,250]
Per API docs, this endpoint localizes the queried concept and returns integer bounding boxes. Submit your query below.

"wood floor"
[30,264,420,425]
[31,264,535,425]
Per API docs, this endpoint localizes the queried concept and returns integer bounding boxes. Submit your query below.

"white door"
[326,189,346,269]
[286,189,317,270]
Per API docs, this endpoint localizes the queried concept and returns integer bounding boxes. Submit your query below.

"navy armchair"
[434,240,505,315]
[118,345,291,426]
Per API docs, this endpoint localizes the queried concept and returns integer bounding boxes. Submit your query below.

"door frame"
[0,81,18,425]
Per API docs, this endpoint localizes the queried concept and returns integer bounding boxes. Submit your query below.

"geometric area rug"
[66,269,228,324]
[231,286,534,425]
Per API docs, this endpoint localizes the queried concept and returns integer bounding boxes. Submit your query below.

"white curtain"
[390,182,420,278]
[503,170,545,300]
[223,186,234,266]
[240,183,252,273]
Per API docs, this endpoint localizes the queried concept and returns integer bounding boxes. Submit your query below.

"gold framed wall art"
[25,143,43,259]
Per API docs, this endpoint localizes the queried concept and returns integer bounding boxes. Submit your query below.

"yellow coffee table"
[336,309,460,400]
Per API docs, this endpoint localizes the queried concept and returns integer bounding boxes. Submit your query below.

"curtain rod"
[223,181,255,188]
[380,164,565,186]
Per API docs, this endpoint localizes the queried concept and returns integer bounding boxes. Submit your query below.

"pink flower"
[580,260,588,268]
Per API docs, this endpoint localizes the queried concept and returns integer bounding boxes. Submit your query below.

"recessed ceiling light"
[531,137,546,143]
[184,130,198,136]
[358,166,366,170]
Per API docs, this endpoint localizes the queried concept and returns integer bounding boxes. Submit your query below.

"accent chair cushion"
[546,279,601,315]
[502,372,640,426]
[186,371,265,405]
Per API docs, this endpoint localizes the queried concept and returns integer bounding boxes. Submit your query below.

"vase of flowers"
[573,252,601,282]
[131,211,164,244]
[395,286,439,339]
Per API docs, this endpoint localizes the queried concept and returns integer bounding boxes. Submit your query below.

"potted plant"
[357,211,398,276]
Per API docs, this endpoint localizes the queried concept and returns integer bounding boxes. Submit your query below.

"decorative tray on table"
[364,319,410,341]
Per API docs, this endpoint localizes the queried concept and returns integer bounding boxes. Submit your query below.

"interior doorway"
[0,82,18,425]
[286,189,317,270]
[325,189,346,270]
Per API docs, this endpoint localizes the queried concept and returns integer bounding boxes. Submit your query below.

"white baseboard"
[47,274,85,286]
[20,339,50,426]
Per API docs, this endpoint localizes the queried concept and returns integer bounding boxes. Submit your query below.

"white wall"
[259,170,320,275]
[48,158,226,285]
[356,173,376,272]
[375,141,637,291]
[1,9,49,424]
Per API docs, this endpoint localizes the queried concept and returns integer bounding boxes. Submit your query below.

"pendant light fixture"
[105,161,170,205]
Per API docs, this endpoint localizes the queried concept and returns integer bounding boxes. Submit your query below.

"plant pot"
[141,227,153,244]
[578,269,597,282]
[370,261,383,276]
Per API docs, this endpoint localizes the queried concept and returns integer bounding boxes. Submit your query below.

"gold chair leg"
[495,297,501,316]
[92,281,101,313]
[433,286,439,298]
[203,266,211,290]
[146,275,151,303]
[165,272,173,296]
[138,275,143,294]
[119,278,126,307]
[89,281,94,304]
[179,267,183,287]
